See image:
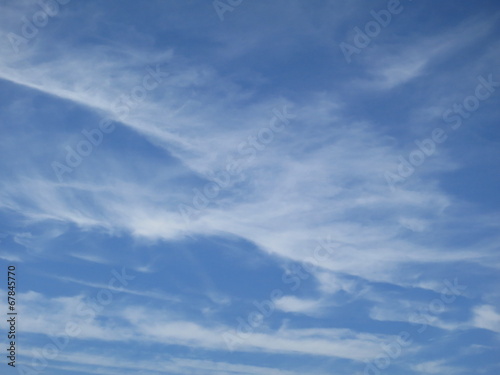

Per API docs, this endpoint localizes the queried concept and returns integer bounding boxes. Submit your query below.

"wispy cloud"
[1,1,499,374]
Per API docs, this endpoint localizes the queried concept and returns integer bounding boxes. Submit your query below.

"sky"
[0,0,499,374]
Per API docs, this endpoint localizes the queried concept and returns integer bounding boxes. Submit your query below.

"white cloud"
[411,360,462,375]
[12,290,392,362]
[0,8,494,299]
[359,14,499,90]
[49,275,179,302]
[471,305,500,333]
[0,253,22,262]
[275,296,324,315]
[69,252,109,264]
[19,348,319,375]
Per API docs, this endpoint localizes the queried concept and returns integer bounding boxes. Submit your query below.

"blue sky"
[0,0,500,374]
